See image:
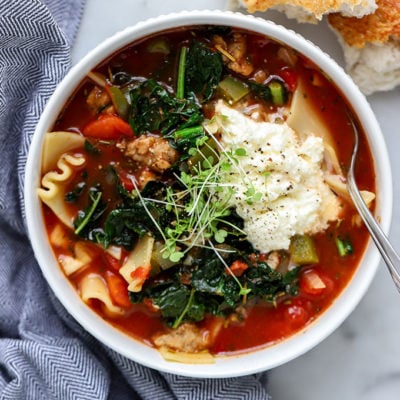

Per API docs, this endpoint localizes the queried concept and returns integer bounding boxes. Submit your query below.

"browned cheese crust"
[328,0,400,48]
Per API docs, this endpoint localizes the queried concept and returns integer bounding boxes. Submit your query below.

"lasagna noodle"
[41,131,85,173]
[58,241,94,276]
[119,235,155,292]
[79,273,126,317]
[286,79,343,177]
[158,347,215,364]
[38,153,86,228]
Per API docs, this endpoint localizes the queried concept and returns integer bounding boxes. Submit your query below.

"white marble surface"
[73,1,400,399]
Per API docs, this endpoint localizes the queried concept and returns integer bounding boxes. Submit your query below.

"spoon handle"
[347,175,400,291]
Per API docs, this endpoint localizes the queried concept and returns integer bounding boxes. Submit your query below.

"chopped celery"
[290,234,319,265]
[335,237,353,257]
[217,76,249,104]
[268,80,287,106]
[107,86,129,120]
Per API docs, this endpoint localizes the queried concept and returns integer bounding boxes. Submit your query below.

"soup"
[38,26,375,361]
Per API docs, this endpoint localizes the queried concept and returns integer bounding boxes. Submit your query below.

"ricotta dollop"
[213,101,340,253]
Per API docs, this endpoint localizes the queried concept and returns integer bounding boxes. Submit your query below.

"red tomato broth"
[42,25,375,356]
[208,223,371,354]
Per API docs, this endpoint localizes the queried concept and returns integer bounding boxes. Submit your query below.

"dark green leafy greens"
[65,181,86,203]
[73,186,107,235]
[130,250,300,328]
[184,41,224,102]
[247,79,288,106]
[128,79,203,136]
[74,178,173,251]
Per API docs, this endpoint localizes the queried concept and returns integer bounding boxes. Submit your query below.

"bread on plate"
[229,0,400,94]
[328,0,400,95]
[230,0,377,22]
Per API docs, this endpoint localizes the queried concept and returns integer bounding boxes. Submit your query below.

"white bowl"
[24,10,392,378]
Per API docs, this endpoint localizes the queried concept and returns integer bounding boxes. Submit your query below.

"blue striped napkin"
[0,1,270,398]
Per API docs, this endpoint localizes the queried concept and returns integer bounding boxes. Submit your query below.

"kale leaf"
[130,280,207,327]
[247,81,272,102]
[73,178,172,250]
[185,41,224,102]
[152,282,190,319]
[130,251,300,328]
[245,262,300,300]
[128,79,203,136]
[247,79,288,106]
[65,181,86,203]
[102,200,170,248]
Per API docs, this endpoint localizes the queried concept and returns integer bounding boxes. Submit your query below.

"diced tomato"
[104,270,131,308]
[284,299,309,327]
[300,268,334,297]
[278,68,298,91]
[82,114,134,140]
[130,265,150,282]
[117,169,135,191]
[229,260,249,277]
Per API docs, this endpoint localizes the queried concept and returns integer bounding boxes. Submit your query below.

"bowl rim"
[24,9,393,378]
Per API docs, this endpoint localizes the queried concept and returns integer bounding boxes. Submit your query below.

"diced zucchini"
[290,234,319,265]
[187,137,219,172]
[217,76,249,104]
[268,80,287,106]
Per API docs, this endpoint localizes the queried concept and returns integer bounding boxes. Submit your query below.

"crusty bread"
[336,37,400,95]
[328,0,400,94]
[232,0,377,22]
[229,0,400,94]
[328,0,400,48]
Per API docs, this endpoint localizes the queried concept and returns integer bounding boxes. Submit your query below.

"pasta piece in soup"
[119,235,155,292]
[41,131,85,173]
[38,153,86,228]
[58,241,95,276]
[79,273,126,318]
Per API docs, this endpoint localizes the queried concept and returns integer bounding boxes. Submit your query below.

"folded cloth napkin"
[0,0,271,399]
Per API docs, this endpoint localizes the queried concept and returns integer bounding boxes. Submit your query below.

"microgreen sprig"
[132,131,263,263]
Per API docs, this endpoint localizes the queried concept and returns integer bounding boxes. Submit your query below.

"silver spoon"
[347,117,400,291]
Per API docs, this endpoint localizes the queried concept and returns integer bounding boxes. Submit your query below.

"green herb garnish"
[74,189,105,235]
